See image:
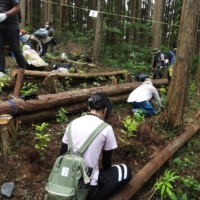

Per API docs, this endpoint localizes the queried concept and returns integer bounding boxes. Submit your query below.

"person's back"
[60,92,132,200]
[127,79,162,117]
[62,114,116,185]
[151,48,166,79]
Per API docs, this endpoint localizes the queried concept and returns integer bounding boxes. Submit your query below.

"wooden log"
[42,74,59,93]
[11,69,127,79]
[17,94,129,124]
[0,114,17,160]
[13,68,25,97]
[0,79,168,116]
[109,112,200,200]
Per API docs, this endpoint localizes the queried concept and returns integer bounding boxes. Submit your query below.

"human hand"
[0,13,7,22]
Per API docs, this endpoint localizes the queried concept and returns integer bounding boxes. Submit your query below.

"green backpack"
[45,121,108,200]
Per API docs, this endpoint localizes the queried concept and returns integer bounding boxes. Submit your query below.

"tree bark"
[109,111,200,200]
[0,115,17,161]
[13,68,25,97]
[18,94,129,124]
[92,0,103,63]
[11,70,128,79]
[151,0,164,49]
[164,0,200,127]
[0,79,168,116]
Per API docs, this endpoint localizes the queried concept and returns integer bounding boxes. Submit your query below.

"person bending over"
[127,78,163,117]
[60,92,132,200]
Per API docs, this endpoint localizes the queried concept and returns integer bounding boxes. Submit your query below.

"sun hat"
[24,34,31,42]
[151,48,160,54]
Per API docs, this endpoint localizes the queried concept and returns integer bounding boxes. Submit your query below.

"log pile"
[0,79,168,124]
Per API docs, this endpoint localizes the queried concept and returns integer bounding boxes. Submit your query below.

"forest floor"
[0,56,200,200]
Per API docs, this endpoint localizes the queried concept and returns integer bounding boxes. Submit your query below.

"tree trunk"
[0,80,168,115]
[92,0,103,63]
[164,0,200,127]
[20,0,26,29]
[151,0,164,49]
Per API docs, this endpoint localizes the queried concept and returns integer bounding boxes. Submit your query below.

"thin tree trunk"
[20,0,26,29]
[151,0,164,49]
[92,0,103,63]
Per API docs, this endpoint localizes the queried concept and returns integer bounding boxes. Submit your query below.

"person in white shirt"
[127,78,163,117]
[60,92,132,200]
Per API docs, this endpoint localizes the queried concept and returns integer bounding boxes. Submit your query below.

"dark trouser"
[0,29,26,73]
[41,41,51,56]
[130,101,156,117]
[87,164,132,200]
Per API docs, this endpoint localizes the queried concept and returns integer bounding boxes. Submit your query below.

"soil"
[0,57,198,200]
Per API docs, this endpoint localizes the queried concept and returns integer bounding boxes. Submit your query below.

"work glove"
[0,13,7,22]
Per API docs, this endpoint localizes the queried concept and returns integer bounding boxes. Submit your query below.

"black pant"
[0,29,26,73]
[41,41,51,56]
[87,164,132,200]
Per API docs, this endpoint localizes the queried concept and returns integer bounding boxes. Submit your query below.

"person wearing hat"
[60,92,132,200]
[24,33,51,57]
[151,48,166,79]
[20,29,26,44]
[0,0,26,78]
[127,78,163,117]
[165,41,177,82]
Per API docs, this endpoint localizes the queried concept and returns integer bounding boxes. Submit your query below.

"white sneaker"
[0,72,6,78]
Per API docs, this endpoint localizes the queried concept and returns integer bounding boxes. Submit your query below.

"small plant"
[81,111,89,116]
[80,82,87,88]
[34,122,50,160]
[20,82,38,95]
[56,107,69,123]
[121,116,138,137]
[133,109,145,123]
[65,77,72,88]
[154,170,179,200]
[0,75,11,92]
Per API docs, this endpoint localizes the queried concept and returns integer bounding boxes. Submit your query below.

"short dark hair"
[88,92,112,120]
[46,21,51,27]
[172,41,177,49]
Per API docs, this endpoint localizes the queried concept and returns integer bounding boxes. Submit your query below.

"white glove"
[160,66,163,69]
[0,13,7,22]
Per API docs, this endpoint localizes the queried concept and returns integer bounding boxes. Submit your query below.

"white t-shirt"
[127,81,162,106]
[62,114,118,185]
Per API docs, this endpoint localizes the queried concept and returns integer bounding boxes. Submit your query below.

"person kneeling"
[127,78,163,117]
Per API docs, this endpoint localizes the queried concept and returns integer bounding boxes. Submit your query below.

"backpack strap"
[68,121,108,156]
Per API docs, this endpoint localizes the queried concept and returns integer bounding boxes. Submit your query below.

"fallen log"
[17,94,129,124]
[0,79,168,116]
[11,69,127,79]
[109,111,200,200]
